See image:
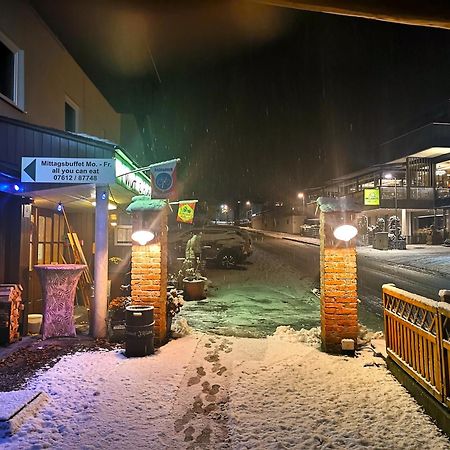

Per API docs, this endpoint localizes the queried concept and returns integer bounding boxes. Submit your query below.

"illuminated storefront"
[306,123,450,244]
[0,115,151,321]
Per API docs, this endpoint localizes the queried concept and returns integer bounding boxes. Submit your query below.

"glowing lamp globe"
[131,230,155,246]
[333,224,357,242]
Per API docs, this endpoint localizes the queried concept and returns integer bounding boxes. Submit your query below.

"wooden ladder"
[62,210,93,308]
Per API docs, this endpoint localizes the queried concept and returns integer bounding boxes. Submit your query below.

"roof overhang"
[23,182,139,213]
[390,146,450,163]
[0,115,152,210]
[308,123,450,189]
[257,1,450,30]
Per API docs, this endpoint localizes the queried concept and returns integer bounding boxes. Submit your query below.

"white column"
[92,184,109,338]
[401,209,410,241]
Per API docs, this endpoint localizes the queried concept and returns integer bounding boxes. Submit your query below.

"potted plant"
[170,259,207,301]
[182,267,207,301]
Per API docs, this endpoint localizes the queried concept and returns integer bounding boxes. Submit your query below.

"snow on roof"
[126,196,168,212]
[68,132,120,149]
[317,196,360,212]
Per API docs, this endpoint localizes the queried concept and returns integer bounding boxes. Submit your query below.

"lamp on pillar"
[126,196,170,345]
[317,197,360,354]
[131,230,155,246]
[333,224,358,242]
[130,210,156,246]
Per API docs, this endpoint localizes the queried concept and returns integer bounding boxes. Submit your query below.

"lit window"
[435,162,449,189]
[65,98,79,132]
[0,31,24,110]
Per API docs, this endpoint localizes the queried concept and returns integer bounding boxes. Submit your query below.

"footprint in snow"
[175,410,195,432]
[187,376,201,386]
[203,403,218,414]
[194,426,212,445]
[209,384,220,395]
[217,366,227,376]
[184,426,195,442]
[187,367,206,386]
[192,395,204,414]
[204,353,219,363]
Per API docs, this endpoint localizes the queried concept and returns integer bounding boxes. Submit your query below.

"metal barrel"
[125,305,155,357]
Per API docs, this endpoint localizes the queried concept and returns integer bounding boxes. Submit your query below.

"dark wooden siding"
[0,115,116,176]
[0,192,21,284]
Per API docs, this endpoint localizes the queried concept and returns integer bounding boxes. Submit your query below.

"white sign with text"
[21,157,116,184]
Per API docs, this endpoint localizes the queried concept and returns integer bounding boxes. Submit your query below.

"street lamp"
[297,192,306,214]
[384,173,399,243]
[245,201,252,223]
[221,204,229,223]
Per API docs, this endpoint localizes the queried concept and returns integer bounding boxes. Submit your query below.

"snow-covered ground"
[178,235,389,337]
[357,245,450,279]
[2,331,449,449]
[249,227,449,279]
[178,244,320,337]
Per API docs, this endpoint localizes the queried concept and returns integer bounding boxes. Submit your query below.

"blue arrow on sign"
[24,159,36,181]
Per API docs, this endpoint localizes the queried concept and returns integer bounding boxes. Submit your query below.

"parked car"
[169,225,252,269]
[299,218,320,238]
[206,225,253,258]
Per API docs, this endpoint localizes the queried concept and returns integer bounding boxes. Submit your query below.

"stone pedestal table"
[34,264,86,339]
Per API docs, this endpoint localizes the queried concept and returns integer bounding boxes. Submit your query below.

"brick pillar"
[320,210,358,353]
[131,211,168,346]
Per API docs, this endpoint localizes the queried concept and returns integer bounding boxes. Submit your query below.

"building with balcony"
[306,122,450,244]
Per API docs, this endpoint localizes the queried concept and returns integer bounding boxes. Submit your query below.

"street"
[256,234,449,328]
[180,233,450,336]
[357,245,449,310]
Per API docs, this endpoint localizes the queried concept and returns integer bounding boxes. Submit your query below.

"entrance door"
[28,208,66,313]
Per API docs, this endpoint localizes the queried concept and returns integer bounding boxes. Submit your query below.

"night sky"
[32,3,450,203]
[119,13,450,203]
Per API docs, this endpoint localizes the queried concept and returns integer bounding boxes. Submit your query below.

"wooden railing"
[439,303,450,408]
[383,284,450,408]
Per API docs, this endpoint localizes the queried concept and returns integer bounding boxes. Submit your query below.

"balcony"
[313,186,447,210]
[436,188,450,207]
[409,187,435,201]
[380,187,407,201]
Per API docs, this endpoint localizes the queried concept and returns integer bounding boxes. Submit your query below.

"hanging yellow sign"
[177,201,196,224]
[364,188,380,206]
